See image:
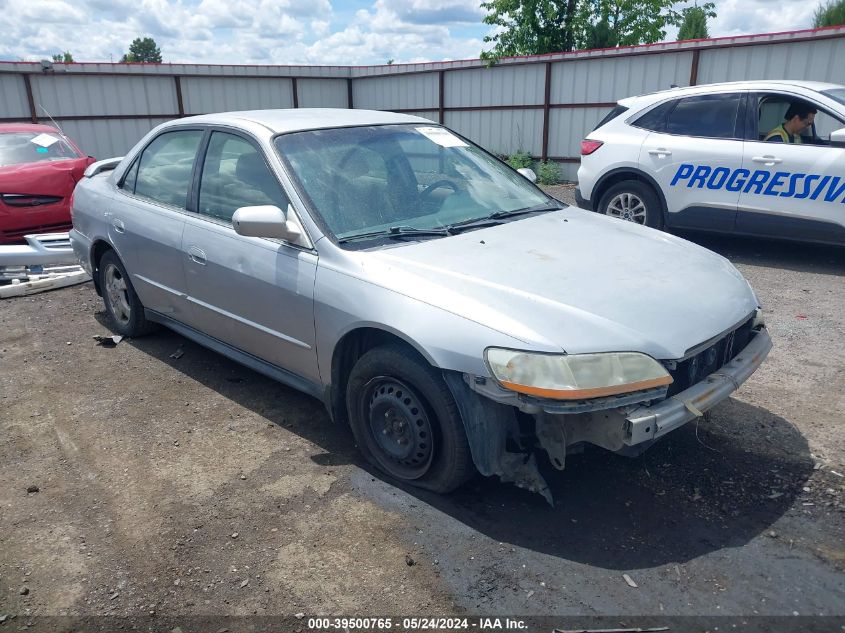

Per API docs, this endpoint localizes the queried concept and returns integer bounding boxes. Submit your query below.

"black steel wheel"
[346,344,475,493]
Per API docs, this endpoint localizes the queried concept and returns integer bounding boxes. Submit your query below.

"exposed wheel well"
[592,170,667,216]
[90,240,114,296]
[329,328,431,427]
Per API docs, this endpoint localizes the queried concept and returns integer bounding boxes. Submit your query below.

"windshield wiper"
[445,202,565,233]
[337,225,452,244]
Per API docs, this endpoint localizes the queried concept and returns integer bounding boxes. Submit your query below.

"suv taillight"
[580,140,604,155]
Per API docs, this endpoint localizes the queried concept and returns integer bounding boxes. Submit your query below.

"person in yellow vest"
[764,102,817,143]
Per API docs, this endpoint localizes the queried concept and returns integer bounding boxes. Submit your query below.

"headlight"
[485,348,673,400]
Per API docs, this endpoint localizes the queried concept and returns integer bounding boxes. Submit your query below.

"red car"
[0,124,94,245]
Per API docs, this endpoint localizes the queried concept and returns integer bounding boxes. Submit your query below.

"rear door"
[111,128,204,321]
[637,91,747,232]
[737,91,845,243]
[180,129,320,384]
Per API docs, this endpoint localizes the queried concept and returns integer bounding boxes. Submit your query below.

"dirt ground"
[1,192,843,630]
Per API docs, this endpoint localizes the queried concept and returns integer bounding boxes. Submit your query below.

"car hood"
[362,208,758,360]
[0,158,90,196]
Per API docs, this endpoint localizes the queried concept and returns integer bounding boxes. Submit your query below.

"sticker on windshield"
[416,127,468,148]
[30,133,60,148]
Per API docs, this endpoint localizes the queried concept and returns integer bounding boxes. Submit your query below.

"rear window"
[666,94,742,139]
[0,131,81,167]
[592,105,629,131]
[631,101,676,133]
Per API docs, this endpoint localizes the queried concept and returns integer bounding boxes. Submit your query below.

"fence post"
[541,62,552,161]
[23,74,38,123]
[438,70,445,124]
[174,76,185,117]
[689,49,700,86]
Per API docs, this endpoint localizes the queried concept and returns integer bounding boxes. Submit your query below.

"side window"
[665,93,742,139]
[198,132,289,224]
[134,130,204,209]
[120,158,140,193]
[755,94,844,144]
[593,105,629,131]
[631,100,676,133]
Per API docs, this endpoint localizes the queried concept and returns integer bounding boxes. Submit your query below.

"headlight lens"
[485,348,673,400]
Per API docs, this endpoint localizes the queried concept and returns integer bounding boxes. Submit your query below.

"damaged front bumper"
[445,327,772,503]
[624,327,772,445]
[0,232,76,281]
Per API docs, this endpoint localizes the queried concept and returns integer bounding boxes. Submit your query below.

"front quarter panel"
[313,256,554,382]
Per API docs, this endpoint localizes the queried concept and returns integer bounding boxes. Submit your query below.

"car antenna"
[38,105,66,137]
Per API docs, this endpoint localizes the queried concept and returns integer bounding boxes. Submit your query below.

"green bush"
[536,160,561,185]
[506,150,533,170]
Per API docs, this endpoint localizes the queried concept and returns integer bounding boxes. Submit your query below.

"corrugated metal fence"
[2,26,844,180]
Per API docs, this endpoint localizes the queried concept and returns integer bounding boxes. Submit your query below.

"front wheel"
[346,345,475,493]
[598,180,663,229]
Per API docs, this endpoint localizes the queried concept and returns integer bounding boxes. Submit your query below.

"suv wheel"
[598,180,663,229]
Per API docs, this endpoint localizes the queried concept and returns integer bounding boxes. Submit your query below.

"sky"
[0,0,816,66]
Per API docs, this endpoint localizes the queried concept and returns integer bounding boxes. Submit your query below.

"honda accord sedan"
[70,109,771,501]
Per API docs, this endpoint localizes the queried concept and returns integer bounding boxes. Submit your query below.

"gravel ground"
[1,191,843,629]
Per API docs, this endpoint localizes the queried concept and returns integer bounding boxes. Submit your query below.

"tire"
[98,249,155,337]
[598,180,664,229]
[346,344,475,493]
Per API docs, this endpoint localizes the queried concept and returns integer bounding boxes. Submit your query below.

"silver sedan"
[70,109,772,501]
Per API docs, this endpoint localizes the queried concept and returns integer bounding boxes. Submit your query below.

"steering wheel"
[419,179,459,200]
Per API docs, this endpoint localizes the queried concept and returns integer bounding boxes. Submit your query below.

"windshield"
[0,131,81,167]
[822,88,845,108]
[274,124,551,243]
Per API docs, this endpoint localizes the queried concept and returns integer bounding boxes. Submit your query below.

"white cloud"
[0,0,824,67]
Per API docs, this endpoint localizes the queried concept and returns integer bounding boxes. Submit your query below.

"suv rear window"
[631,101,675,133]
[592,105,629,131]
[666,94,742,139]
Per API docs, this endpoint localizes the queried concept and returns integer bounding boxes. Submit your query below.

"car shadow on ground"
[122,323,814,571]
[676,231,844,276]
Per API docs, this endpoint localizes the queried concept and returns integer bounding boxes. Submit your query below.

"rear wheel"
[598,180,663,229]
[99,250,155,337]
[346,344,475,493]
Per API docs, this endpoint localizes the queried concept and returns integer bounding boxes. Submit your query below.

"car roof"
[177,108,432,134]
[0,123,64,134]
[619,80,844,107]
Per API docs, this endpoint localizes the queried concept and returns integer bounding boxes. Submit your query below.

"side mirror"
[830,127,845,146]
[232,205,301,242]
[517,168,537,183]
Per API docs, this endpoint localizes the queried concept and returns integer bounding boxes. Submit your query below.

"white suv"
[576,80,845,245]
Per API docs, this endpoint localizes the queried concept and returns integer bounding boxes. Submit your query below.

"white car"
[576,80,845,245]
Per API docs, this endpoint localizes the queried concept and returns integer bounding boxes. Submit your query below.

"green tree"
[813,0,845,26]
[480,0,714,60]
[481,0,580,61]
[52,51,74,63]
[677,2,714,40]
[574,0,701,49]
[121,37,163,63]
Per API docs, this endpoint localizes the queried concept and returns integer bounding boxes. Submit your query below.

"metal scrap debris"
[170,348,184,359]
[93,334,124,347]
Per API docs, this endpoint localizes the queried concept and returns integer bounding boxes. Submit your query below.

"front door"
[737,92,845,243]
[181,130,320,384]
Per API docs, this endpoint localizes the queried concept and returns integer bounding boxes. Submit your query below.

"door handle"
[752,155,783,165]
[188,246,206,265]
[112,218,125,234]
[648,148,672,157]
